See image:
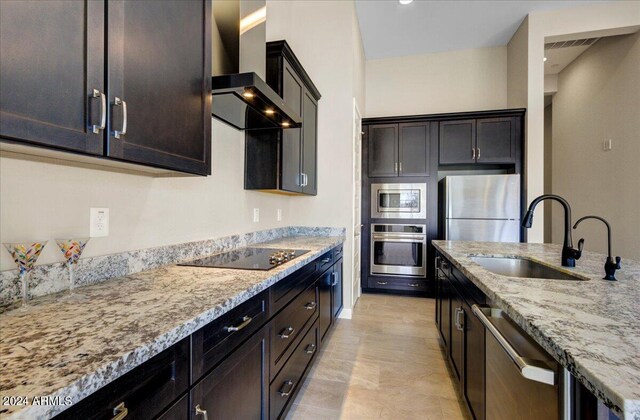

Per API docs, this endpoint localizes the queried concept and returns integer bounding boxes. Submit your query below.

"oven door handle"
[372,235,425,242]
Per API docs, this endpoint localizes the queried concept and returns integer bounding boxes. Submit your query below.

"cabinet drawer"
[192,290,268,382]
[270,320,319,420]
[271,281,318,378]
[157,394,188,420]
[368,277,428,292]
[55,337,189,420]
[317,250,334,274]
[333,245,343,261]
[270,261,317,314]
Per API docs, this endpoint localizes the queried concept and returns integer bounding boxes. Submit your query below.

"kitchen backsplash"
[0,226,346,310]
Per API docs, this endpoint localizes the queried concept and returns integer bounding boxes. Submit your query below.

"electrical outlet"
[90,208,109,237]
[253,208,260,223]
[277,208,282,222]
[603,139,612,151]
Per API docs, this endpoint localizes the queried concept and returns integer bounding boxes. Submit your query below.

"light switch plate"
[90,208,109,237]
[603,139,612,151]
[277,208,282,221]
[253,208,260,223]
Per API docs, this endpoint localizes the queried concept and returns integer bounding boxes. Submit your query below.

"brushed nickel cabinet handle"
[304,301,317,310]
[394,162,398,173]
[279,326,295,339]
[399,162,403,173]
[305,343,317,354]
[195,404,208,420]
[224,315,252,332]
[331,272,338,286]
[91,89,106,133]
[114,97,127,139]
[278,380,295,397]
[112,402,128,420]
[472,147,476,160]
[321,258,331,263]
[477,147,481,159]
[408,283,420,287]
[377,281,388,285]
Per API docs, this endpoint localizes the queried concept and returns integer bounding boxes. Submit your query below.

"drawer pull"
[408,283,420,287]
[278,380,295,397]
[305,343,316,355]
[377,281,388,285]
[279,326,295,339]
[304,301,317,310]
[321,257,331,263]
[331,272,338,286]
[112,402,128,420]
[225,315,253,332]
[195,404,209,420]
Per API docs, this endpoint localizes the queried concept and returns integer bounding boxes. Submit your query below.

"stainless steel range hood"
[211,0,301,130]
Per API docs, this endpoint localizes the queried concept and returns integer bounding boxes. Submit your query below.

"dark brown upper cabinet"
[440,117,517,165]
[106,0,211,175]
[244,40,321,195]
[0,0,105,155]
[368,122,430,177]
[0,0,211,176]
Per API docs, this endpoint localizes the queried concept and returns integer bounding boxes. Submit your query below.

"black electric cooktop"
[178,247,310,271]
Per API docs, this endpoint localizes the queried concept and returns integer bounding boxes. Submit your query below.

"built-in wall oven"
[370,224,427,277]
[371,183,427,219]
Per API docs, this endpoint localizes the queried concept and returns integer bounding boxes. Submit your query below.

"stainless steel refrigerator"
[442,174,521,242]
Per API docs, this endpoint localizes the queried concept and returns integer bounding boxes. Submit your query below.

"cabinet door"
[450,290,465,384]
[0,0,104,155]
[301,89,318,195]
[280,61,304,193]
[368,124,398,177]
[107,0,211,175]
[464,302,485,420]
[439,120,476,165]
[399,122,430,176]
[318,269,333,343]
[332,259,343,319]
[191,325,268,420]
[476,117,517,164]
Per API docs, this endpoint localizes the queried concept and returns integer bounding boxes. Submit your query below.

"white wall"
[0,122,291,268]
[550,32,640,259]
[266,0,366,316]
[507,1,640,243]
[365,46,507,117]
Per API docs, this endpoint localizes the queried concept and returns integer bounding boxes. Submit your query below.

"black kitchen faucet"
[573,215,621,280]
[522,194,583,267]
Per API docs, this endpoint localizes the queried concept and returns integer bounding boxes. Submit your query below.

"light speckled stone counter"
[432,240,640,419]
[0,235,344,419]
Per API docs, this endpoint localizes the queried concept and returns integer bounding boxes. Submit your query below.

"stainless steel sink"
[469,256,587,281]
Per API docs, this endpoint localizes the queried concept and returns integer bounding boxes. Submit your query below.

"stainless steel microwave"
[371,183,427,219]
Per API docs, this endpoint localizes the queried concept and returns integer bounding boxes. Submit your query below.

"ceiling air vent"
[545,38,600,50]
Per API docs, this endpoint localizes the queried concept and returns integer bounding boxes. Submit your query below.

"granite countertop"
[0,234,344,419]
[432,240,640,419]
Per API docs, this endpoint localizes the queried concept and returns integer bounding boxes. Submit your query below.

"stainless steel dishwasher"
[472,305,561,420]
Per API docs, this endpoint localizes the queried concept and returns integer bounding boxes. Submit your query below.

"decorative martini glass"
[3,241,47,309]
[55,238,90,297]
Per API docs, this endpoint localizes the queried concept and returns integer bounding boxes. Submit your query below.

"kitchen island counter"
[432,240,640,419]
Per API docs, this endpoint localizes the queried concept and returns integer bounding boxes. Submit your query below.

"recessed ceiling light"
[543,57,548,62]
[282,122,290,127]
[399,0,413,5]
[242,91,254,99]
[265,109,275,115]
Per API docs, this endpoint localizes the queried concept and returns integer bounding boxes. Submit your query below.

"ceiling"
[355,0,607,59]
[544,38,599,75]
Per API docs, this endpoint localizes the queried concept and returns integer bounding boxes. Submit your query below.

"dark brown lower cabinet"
[54,338,190,419]
[464,300,485,420]
[157,395,189,420]
[191,325,269,420]
[318,268,333,342]
[449,288,465,383]
[332,258,343,319]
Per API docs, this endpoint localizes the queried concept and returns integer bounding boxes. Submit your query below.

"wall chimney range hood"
[211,0,300,130]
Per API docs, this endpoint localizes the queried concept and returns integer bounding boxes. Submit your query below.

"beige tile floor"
[286,294,471,420]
